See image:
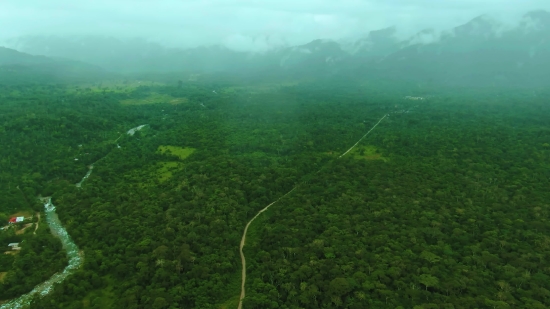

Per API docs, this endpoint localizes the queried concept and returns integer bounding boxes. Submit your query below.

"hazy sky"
[1,0,549,51]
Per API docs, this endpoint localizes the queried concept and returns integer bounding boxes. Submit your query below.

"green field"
[121,93,188,105]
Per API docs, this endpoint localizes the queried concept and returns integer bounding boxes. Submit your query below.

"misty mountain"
[0,46,56,66]
[4,9,550,88]
[371,10,550,87]
[0,46,110,85]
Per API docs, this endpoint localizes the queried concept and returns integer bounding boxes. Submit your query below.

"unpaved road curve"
[33,212,40,234]
[236,114,388,309]
[237,187,297,309]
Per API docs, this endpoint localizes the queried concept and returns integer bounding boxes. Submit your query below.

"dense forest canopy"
[0,74,550,309]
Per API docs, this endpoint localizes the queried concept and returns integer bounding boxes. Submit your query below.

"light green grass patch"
[68,80,165,94]
[9,210,33,218]
[157,146,196,160]
[121,93,188,105]
[218,80,303,95]
[155,146,196,182]
[127,147,195,187]
[351,145,388,162]
[156,161,183,183]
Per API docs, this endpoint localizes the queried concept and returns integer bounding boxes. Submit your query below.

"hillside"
[0,47,112,85]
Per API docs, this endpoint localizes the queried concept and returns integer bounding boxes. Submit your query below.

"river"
[0,124,148,308]
[0,198,83,309]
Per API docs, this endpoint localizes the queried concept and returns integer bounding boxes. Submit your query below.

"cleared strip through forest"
[237,113,389,309]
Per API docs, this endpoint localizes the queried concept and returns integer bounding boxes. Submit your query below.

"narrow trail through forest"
[237,114,388,309]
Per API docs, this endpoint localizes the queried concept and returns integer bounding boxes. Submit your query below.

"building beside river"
[8,217,24,224]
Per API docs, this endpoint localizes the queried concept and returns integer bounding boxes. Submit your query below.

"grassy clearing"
[15,223,33,235]
[121,93,188,106]
[157,146,196,160]
[219,80,302,95]
[117,146,195,186]
[68,80,165,94]
[138,146,197,183]
[351,145,388,162]
[156,162,183,183]
[9,211,33,218]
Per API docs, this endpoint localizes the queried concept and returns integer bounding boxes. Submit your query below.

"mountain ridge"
[2,9,550,87]
[0,46,112,85]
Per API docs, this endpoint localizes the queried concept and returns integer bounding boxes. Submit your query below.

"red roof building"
[8,217,23,224]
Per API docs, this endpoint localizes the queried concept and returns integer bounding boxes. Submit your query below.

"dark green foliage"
[1,76,549,309]
[0,223,67,299]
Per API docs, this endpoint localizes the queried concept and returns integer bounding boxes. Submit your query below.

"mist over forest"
[1,3,550,309]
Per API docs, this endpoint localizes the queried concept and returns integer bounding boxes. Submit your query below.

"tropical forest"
[2,5,550,309]
[0,74,549,309]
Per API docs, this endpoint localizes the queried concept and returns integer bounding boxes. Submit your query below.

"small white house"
[7,243,21,251]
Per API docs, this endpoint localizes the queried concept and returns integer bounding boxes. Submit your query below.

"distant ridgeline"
[2,10,550,88]
[0,47,112,85]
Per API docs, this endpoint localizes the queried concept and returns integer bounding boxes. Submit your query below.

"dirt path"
[15,224,32,235]
[33,212,40,235]
[237,187,297,309]
[237,114,389,308]
[338,114,388,158]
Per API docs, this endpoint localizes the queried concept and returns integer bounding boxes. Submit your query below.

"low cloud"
[1,0,549,51]
[222,34,287,53]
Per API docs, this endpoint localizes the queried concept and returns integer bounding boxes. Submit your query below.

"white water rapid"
[0,198,83,309]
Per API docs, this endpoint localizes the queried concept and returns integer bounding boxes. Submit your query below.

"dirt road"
[237,187,297,309]
[33,212,40,234]
[236,114,388,308]
[15,224,32,235]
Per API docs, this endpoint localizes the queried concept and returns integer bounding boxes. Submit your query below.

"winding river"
[0,125,149,308]
[0,198,83,309]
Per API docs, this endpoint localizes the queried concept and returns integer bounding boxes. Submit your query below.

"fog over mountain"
[0,46,108,85]
[1,5,550,88]
[2,0,549,48]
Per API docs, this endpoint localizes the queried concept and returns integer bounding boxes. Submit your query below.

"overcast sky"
[1,0,549,51]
